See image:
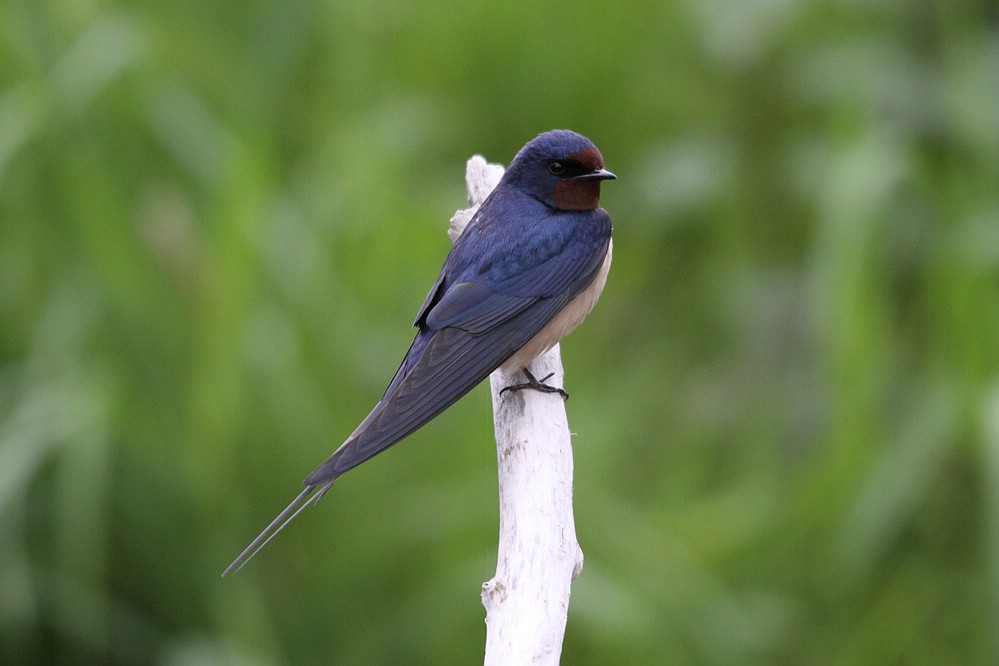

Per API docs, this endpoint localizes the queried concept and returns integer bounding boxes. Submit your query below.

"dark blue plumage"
[223,130,615,575]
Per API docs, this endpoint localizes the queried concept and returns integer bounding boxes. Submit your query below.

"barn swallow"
[223,129,615,575]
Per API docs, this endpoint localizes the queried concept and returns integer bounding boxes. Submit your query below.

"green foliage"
[2,0,998,663]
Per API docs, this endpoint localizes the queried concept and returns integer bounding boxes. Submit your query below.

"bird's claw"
[500,368,569,401]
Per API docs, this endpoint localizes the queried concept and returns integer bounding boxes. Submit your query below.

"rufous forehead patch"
[567,146,604,171]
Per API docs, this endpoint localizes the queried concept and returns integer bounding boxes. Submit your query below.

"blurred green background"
[2,0,998,663]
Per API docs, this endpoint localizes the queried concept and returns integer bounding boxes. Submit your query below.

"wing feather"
[304,292,572,482]
[224,194,611,575]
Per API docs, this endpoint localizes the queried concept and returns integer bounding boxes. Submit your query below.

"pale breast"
[501,238,613,373]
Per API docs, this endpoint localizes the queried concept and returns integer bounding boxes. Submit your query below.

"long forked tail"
[221,481,335,576]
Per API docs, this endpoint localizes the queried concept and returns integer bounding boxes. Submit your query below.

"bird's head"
[503,130,616,211]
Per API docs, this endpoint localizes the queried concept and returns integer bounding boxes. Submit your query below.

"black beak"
[576,168,616,181]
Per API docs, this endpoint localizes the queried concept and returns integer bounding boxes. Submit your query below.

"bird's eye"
[548,161,565,176]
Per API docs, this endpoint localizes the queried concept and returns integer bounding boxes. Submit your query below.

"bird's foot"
[500,368,569,401]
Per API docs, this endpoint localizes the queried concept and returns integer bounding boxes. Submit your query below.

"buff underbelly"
[501,238,613,373]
